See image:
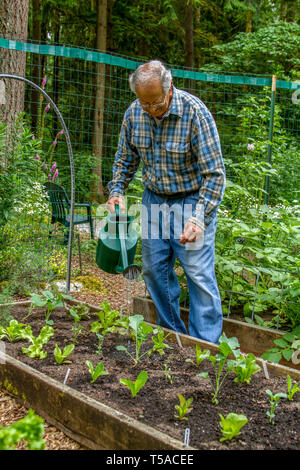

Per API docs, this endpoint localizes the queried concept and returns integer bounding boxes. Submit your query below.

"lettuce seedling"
[0,319,33,342]
[286,375,300,401]
[197,333,241,404]
[219,413,248,442]
[231,353,261,384]
[21,325,54,359]
[174,394,193,421]
[120,370,148,397]
[85,360,109,383]
[54,344,75,364]
[66,303,90,321]
[91,301,129,336]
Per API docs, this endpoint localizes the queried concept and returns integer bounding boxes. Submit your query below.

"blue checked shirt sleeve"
[189,112,226,229]
[108,116,140,197]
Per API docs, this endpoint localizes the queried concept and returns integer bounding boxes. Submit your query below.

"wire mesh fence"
[0,38,299,331]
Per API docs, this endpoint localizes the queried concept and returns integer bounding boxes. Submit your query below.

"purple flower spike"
[31,135,35,140]
[48,174,51,181]
[59,130,64,135]
[45,104,50,112]
[51,163,57,173]
[35,154,40,160]
[42,76,47,87]
[43,164,47,170]
[52,169,58,181]
[53,140,57,147]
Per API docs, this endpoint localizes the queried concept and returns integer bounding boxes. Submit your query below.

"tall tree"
[30,0,43,131]
[0,0,30,127]
[92,0,108,202]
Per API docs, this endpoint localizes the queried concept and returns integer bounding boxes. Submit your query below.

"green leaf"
[261,351,282,363]
[197,372,209,380]
[273,338,289,348]
[282,349,294,361]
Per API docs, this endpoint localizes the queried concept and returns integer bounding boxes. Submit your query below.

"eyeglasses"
[139,90,169,111]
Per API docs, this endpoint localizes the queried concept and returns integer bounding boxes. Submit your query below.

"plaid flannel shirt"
[108,85,226,229]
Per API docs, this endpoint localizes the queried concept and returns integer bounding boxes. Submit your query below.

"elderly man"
[107,60,225,344]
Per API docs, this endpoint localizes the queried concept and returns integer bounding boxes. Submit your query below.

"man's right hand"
[106,195,126,214]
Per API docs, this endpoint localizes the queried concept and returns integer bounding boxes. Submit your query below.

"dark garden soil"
[3,304,300,451]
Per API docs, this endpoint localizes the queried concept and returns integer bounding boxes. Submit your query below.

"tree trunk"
[184,0,194,91]
[92,0,107,203]
[30,0,42,132]
[0,0,29,128]
[245,9,252,33]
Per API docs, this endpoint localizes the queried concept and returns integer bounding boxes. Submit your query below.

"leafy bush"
[0,409,45,450]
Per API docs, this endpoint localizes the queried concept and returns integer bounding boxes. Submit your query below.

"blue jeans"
[141,187,223,344]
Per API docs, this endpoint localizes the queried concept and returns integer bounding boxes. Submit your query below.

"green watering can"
[96,205,141,280]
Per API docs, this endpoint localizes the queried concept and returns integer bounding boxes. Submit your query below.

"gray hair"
[129,60,172,95]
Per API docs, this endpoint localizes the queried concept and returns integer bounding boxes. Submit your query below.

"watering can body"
[96,208,139,275]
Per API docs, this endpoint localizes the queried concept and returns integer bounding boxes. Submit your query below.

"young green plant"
[163,359,177,385]
[286,375,300,401]
[21,325,54,360]
[231,353,261,384]
[68,307,84,344]
[116,315,153,366]
[174,394,193,421]
[85,360,109,384]
[26,290,73,325]
[120,370,148,397]
[197,333,241,404]
[185,344,211,367]
[219,413,248,442]
[54,344,75,365]
[150,326,172,356]
[265,389,287,424]
[0,319,33,342]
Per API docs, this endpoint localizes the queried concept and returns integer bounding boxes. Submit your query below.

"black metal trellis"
[0,73,75,294]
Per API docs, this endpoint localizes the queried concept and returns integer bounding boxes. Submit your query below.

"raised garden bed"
[133,296,300,372]
[0,300,299,450]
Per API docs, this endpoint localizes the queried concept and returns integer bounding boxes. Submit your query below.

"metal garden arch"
[0,73,75,294]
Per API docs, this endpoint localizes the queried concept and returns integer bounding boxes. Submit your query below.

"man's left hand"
[179,221,203,244]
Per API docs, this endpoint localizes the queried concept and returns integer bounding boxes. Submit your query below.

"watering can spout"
[96,204,141,280]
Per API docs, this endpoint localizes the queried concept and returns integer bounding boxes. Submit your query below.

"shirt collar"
[167,85,183,118]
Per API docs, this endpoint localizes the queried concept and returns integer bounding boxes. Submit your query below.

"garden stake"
[262,360,270,380]
[184,428,190,446]
[175,333,183,348]
[63,367,71,384]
